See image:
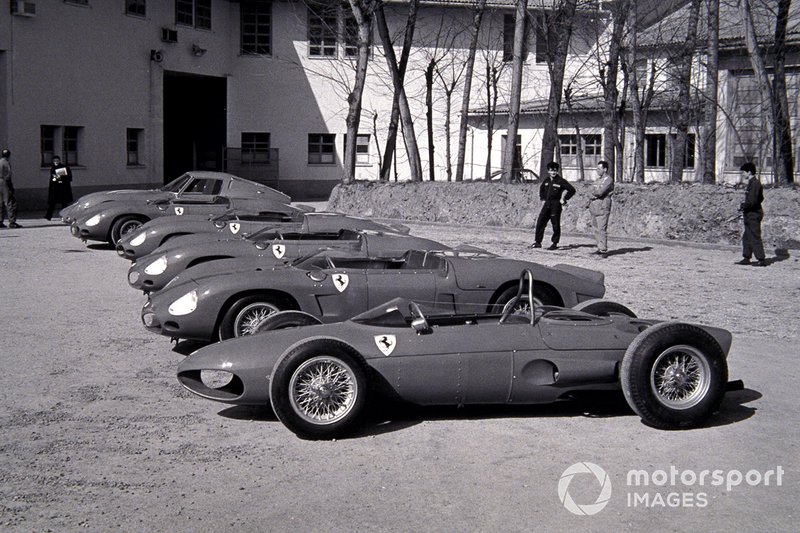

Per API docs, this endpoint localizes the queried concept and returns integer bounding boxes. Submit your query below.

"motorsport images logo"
[558,462,612,516]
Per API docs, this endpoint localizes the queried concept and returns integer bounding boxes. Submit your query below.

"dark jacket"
[539,174,576,203]
[48,163,74,205]
[740,176,763,213]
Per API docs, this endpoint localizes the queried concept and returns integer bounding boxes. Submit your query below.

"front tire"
[270,340,367,440]
[219,296,282,340]
[621,322,728,429]
[110,216,145,245]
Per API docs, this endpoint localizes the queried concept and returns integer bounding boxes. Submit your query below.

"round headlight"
[201,370,234,389]
[129,231,147,246]
[168,289,198,316]
[128,271,140,284]
[144,255,168,275]
[85,214,102,227]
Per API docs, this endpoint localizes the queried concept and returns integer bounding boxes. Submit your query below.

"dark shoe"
[547,243,558,250]
[599,252,608,258]
[9,222,22,229]
[734,258,751,265]
[0,223,6,228]
[530,243,542,249]
[752,259,768,267]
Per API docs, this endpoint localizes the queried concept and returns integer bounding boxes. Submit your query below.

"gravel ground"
[0,214,797,532]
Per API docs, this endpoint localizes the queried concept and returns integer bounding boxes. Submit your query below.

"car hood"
[168,256,290,286]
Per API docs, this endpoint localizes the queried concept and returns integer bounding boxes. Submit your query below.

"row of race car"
[60,171,741,440]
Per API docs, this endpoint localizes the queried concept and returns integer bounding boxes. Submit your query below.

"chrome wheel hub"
[650,345,711,409]
[289,357,357,425]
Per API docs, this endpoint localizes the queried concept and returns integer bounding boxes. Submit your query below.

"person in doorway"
[45,155,74,221]
[735,162,767,267]
[0,149,21,228]
[588,160,614,258]
[531,162,575,250]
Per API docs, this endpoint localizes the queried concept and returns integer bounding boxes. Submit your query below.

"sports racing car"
[63,171,297,245]
[177,271,736,439]
[116,211,411,261]
[128,229,452,293]
[142,249,605,341]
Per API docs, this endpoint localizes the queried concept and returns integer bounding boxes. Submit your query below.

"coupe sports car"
[176,271,735,439]
[63,171,296,245]
[142,249,605,342]
[128,229,453,293]
[116,211,411,260]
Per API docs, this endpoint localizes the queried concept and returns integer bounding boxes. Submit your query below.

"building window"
[308,133,336,164]
[534,13,548,64]
[63,127,82,166]
[308,3,338,57]
[127,129,143,166]
[559,134,602,168]
[503,13,528,63]
[684,133,695,169]
[240,1,271,55]
[176,0,211,30]
[126,0,146,17]
[344,134,371,164]
[241,132,271,164]
[645,134,667,168]
[41,125,57,167]
[343,10,360,58]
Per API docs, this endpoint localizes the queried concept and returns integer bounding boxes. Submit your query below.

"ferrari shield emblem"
[333,273,349,292]
[174,207,184,216]
[229,223,241,234]
[272,244,286,259]
[375,334,396,356]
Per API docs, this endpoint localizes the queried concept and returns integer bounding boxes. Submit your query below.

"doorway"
[163,72,227,183]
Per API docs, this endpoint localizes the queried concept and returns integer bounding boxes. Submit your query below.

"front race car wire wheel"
[270,339,368,440]
[219,296,282,340]
[110,216,146,246]
[621,322,728,430]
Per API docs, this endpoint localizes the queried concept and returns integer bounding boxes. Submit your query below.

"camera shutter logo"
[558,462,612,516]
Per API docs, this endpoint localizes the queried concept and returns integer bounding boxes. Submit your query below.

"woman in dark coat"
[46,155,74,220]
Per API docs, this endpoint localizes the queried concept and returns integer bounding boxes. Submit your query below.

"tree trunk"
[455,0,486,182]
[342,0,377,184]
[668,0,700,184]
[701,0,719,184]
[425,59,436,181]
[485,61,500,180]
[376,2,423,182]
[377,0,419,182]
[501,0,528,184]
[601,2,627,178]
[772,0,794,184]
[538,0,578,179]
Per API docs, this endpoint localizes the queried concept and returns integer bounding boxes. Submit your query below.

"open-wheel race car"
[143,249,605,341]
[116,211,411,261]
[177,270,738,439]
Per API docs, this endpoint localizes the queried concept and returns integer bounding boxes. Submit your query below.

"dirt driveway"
[0,216,797,532]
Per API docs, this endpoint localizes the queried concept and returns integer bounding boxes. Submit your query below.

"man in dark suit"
[531,162,576,250]
[735,162,767,267]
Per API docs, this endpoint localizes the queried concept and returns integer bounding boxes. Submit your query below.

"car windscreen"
[161,173,192,192]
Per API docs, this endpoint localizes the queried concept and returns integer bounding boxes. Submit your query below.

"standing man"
[0,149,21,229]
[588,160,614,257]
[735,162,767,267]
[532,162,575,250]
[45,155,74,221]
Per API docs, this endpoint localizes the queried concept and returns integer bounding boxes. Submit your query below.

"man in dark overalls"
[531,162,576,250]
[735,162,767,267]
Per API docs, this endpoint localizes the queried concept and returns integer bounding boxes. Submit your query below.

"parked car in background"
[141,249,605,342]
[62,171,296,245]
[116,211,411,261]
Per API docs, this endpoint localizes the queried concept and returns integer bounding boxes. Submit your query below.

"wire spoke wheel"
[289,356,358,425]
[234,302,278,337]
[649,345,711,410]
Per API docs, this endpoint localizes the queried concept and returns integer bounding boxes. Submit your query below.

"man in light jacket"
[588,160,613,257]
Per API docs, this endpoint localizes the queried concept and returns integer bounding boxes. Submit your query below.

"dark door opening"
[163,72,227,184]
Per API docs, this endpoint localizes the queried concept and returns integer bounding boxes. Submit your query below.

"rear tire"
[621,322,728,429]
[270,339,367,440]
[573,299,637,318]
[254,310,321,333]
[492,284,558,314]
[219,296,282,340]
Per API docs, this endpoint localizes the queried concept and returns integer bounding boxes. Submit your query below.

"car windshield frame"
[160,173,193,193]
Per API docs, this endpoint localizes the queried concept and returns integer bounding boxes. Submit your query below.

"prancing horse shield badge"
[272,244,285,259]
[229,223,241,234]
[333,273,349,292]
[374,334,396,356]
[174,207,184,216]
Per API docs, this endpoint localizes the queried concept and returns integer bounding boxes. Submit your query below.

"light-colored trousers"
[589,198,612,252]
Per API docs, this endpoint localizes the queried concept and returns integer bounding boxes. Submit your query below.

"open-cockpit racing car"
[177,270,739,439]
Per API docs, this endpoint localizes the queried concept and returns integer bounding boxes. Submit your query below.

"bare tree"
[375,1,423,182]
[501,0,529,184]
[455,0,487,182]
[700,0,720,183]
[772,0,795,184]
[668,0,700,183]
[537,0,578,178]
[600,1,628,180]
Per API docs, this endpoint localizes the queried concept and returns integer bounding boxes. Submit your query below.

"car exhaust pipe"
[726,379,744,391]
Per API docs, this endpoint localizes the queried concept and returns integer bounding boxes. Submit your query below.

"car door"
[365,252,439,309]
[305,257,369,322]
[170,178,227,216]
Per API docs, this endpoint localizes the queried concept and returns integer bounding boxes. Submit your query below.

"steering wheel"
[499,269,536,325]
